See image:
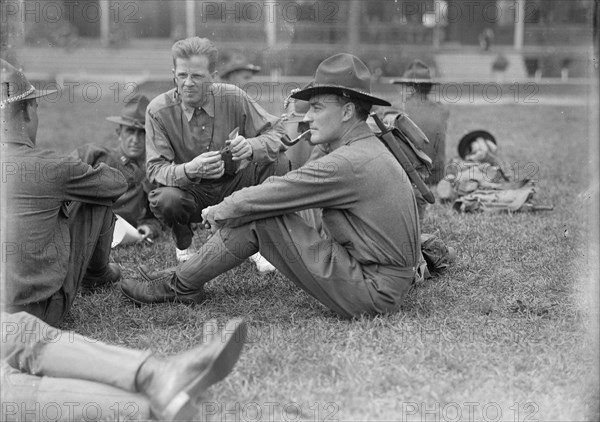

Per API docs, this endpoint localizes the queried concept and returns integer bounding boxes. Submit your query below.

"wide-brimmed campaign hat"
[0,59,57,109]
[290,53,391,106]
[106,94,149,129]
[458,130,497,159]
[392,59,440,85]
[220,53,261,79]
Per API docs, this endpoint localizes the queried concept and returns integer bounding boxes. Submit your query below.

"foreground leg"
[1,363,151,422]
[1,312,247,421]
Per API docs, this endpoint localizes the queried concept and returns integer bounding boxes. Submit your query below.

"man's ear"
[341,102,355,122]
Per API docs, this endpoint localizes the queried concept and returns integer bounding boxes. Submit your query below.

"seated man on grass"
[0,59,127,326]
[145,36,289,263]
[120,53,422,319]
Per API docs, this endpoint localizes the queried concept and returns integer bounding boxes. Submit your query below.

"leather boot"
[135,318,247,421]
[119,270,205,305]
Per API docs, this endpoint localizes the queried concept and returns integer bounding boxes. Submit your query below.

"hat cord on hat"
[0,85,35,109]
[283,88,302,110]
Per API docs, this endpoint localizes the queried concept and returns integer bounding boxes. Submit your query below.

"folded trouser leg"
[12,203,116,326]
[252,214,378,318]
[1,364,151,422]
[79,205,116,278]
[257,214,412,318]
[1,312,151,394]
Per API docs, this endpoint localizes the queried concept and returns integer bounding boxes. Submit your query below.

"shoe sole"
[158,319,248,421]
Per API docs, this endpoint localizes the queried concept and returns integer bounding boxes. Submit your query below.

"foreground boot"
[136,318,247,420]
[120,270,205,305]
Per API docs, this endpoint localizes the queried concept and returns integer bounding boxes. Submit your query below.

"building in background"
[1,0,594,78]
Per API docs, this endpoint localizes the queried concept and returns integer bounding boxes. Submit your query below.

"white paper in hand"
[112,215,144,248]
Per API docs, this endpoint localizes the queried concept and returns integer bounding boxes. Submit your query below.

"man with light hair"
[145,37,289,265]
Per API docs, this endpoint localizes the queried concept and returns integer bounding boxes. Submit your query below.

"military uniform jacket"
[210,122,421,271]
[1,136,127,308]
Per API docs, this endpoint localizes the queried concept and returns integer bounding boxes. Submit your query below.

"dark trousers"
[149,153,291,245]
[8,203,116,326]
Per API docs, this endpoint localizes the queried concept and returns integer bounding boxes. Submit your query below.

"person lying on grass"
[120,53,424,319]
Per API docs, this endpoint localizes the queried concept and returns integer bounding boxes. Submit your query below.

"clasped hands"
[184,135,252,179]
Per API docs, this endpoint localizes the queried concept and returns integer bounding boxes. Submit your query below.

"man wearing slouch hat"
[0,59,126,325]
[121,53,423,318]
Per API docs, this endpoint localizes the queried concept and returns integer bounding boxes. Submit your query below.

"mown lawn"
[33,84,599,421]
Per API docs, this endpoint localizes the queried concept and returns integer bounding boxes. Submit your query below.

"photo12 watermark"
[398,401,539,422]
[0,0,140,25]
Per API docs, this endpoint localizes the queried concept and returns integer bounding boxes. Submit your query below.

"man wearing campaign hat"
[0,59,127,325]
[121,53,423,318]
[72,94,161,240]
[219,52,262,86]
[391,59,450,186]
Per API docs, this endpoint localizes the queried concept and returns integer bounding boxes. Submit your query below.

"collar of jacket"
[332,121,375,150]
[119,153,145,167]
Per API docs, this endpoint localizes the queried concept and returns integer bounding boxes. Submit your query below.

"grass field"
[32,85,599,421]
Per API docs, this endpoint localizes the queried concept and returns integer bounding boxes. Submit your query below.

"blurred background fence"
[1,0,596,84]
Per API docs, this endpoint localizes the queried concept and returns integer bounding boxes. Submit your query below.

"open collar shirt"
[145,83,287,187]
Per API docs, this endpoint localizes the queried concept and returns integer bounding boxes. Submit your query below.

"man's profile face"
[174,55,214,107]
[118,125,145,159]
[304,94,345,145]
[224,69,254,87]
